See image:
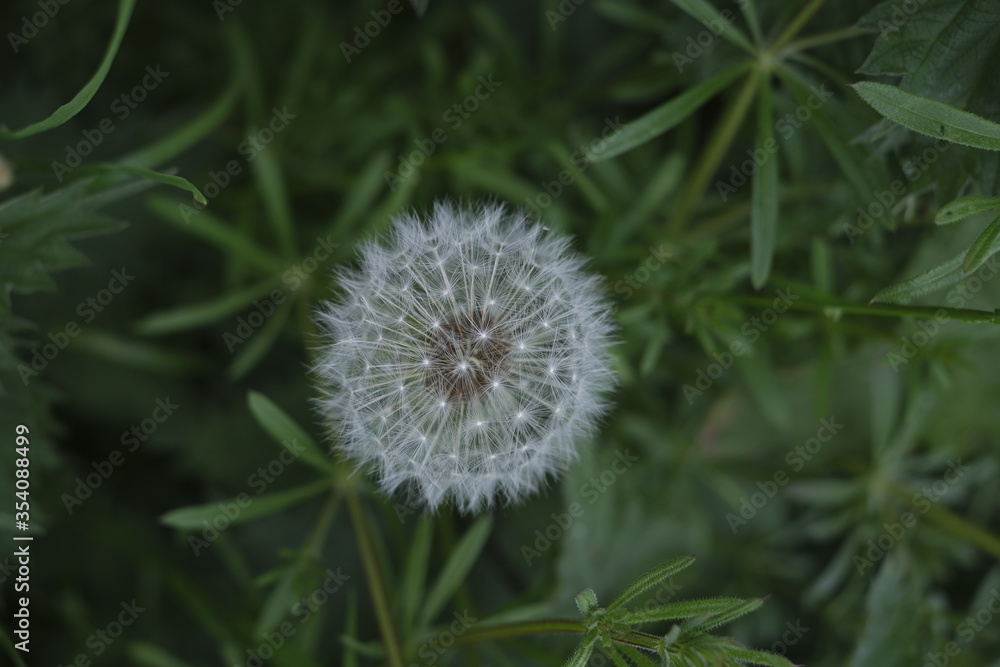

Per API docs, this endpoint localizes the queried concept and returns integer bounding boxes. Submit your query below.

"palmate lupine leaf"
[0,181,127,309]
[568,559,795,667]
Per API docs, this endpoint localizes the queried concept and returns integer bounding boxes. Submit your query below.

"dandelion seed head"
[313,201,616,513]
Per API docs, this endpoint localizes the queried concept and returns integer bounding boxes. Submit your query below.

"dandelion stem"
[346,484,407,667]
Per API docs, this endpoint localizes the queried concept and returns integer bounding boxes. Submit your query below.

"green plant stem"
[668,72,761,235]
[723,294,1000,324]
[770,0,828,53]
[452,619,666,651]
[454,619,584,644]
[783,26,867,54]
[345,484,406,667]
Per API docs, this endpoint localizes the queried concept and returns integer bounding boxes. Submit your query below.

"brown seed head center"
[425,310,511,401]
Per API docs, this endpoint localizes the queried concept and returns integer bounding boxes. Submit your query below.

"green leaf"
[588,63,750,161]
[963,211,1000,273]
[563,639,595,667]
[118,80,240,169]
[147,195,282,273]
[682,597,763,633]
[0,182,127,308]
[667,0,755,53]
[134,276,279,335]
[936,195,1000,225]
[328,150,392,237]
[399,516,434,633]
[251,148,296,259]
[0,0,137,139]
[606,556,695,611]
[247,391,333,472]
[721,645,796,667]
[848,554,930,667]
[622,597,747,625]
[872,235,1000,303]
[227,302,292,380]
[159,479,331,530]
[858,0,1000,120]
[88,164,206,204]
[853,82,1000,151]
[420,515,493,626]
[750,81,779,289]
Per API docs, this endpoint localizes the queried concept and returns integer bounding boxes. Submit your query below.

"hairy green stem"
[454,619,584,645]
[346,485,407,667]
[724,295,1000,324]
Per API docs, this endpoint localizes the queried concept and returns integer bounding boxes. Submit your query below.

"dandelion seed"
[313,201,616,513]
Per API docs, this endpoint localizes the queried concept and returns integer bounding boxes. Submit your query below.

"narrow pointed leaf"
[962,212,1000,273]
[668,0,754,53]
[853,82,1000,151]
[563,639,595,667]
[160,479,331,530]
[683,598,763,633]
[873,235,1000,303]
[87,164,206,204]
[751,81,778,289]
[607,556,696,611]
[935,195,1000,225]
[721,645,796,667]
[420,515,493,626]
[589,64,750,161]
[248,391,333,472]
[400,516,434,632]
[622,597,747,625]
[147,195,281,273]
[135,276,280,335]
[0,0,137,139]
[617,644,660,667]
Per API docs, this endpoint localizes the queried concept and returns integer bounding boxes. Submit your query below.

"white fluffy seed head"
[313,201,616,513]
